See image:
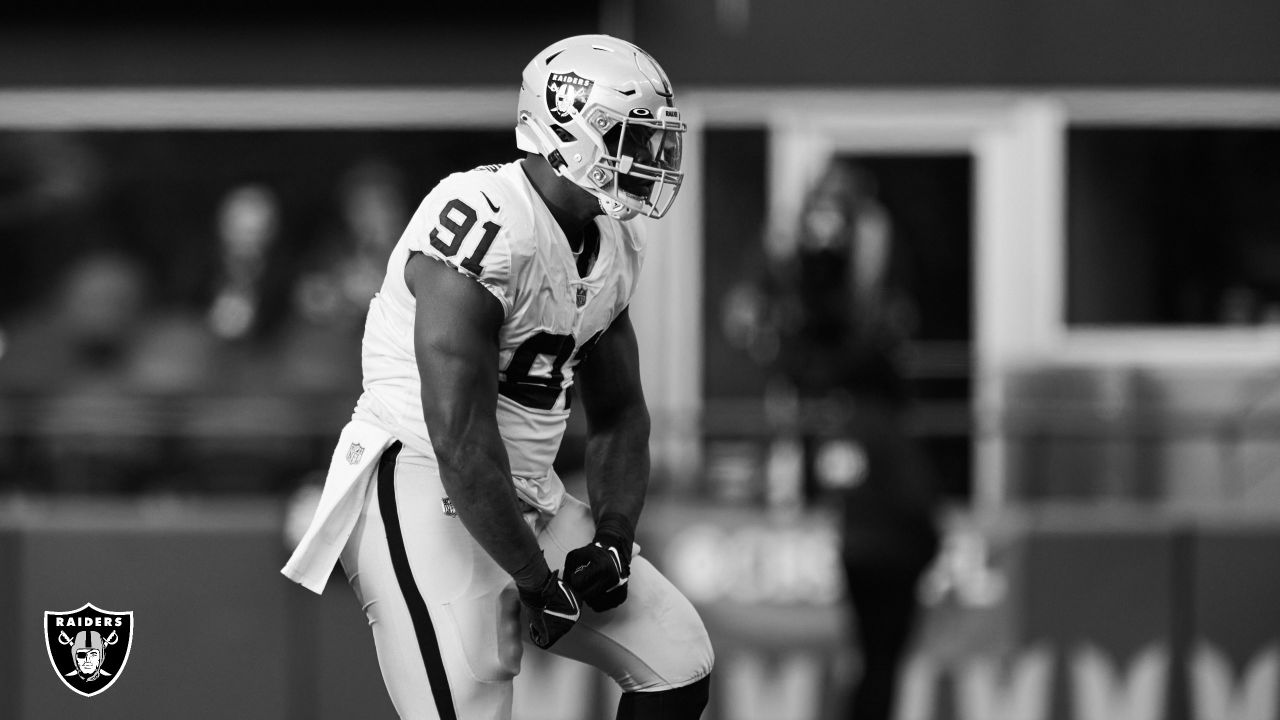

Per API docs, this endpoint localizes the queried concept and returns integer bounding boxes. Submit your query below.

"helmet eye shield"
[609,122,681,173]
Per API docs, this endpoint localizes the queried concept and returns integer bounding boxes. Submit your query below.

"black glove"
[518,570,580,649]
[565,513,633,612]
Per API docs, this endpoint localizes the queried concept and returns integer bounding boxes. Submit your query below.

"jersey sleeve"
[402,172,517,315]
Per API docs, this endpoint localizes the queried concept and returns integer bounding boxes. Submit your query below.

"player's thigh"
[537,495,714,692]
[341,446,523,718]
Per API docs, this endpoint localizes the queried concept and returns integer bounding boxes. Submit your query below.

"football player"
[284,34,713,719]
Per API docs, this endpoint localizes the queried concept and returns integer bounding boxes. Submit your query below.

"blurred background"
[3,1,1280,719]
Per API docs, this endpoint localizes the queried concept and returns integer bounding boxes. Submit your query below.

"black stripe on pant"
[377,441,458,720]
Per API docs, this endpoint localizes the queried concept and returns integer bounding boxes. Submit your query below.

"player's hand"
[565,531,631,612]
[518,570,580,649]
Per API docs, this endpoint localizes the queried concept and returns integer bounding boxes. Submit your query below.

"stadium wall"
[3,499,1279,720]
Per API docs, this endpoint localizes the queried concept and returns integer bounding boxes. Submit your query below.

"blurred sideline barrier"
[1002,365,1280,511]
[0,393,351,494]
[699,363,1280,511]
[2,497,1279,720]
[6,362,1280,506]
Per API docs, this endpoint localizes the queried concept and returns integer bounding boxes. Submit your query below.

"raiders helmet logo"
[44,603,134,697]
[547,72,593,124]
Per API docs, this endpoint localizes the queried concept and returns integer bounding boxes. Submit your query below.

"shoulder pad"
[402,170,521,313]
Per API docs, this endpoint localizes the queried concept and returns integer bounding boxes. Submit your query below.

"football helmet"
[516,35,685,221]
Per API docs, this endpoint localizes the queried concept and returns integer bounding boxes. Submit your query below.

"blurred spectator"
[725,160,940,720]
[0,132,106,318]
[277,157,408,393]
[125,311,220,395]
[0,251,162,493]
[1220,225,1280,325]
[292,157,407,329]
[0,250,148,394]
[190,181,306,397]
[205,183,288,344]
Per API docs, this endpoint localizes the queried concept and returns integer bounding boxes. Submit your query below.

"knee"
[625,616,714,693]
[615,559,715,693]
[686,633,715,686]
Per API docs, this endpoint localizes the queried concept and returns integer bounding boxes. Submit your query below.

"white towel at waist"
[512,470,566,516]
[281,419,397,594]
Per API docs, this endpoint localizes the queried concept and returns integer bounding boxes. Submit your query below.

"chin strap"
[598,196,639,221]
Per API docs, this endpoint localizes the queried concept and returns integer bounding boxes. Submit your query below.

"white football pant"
[339,443,714,720]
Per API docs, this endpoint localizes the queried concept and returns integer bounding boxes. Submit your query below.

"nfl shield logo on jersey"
[44,603,134,697]
[346,442,365,465]
[576,286,589,307]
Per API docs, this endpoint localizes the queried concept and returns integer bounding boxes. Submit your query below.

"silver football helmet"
[516,35,685,221]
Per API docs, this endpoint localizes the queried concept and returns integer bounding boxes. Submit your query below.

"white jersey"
[353,161,644,511]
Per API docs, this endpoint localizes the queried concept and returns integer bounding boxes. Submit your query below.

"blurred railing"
[0,393,349,438]
[0,392,352,494]
[700,386,1280,509]
[5,361,1280,509]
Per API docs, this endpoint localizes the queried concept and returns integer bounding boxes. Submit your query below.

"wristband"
[511,549,551,592]
[594,513,634,556]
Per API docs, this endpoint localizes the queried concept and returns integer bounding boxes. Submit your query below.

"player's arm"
[407,251,577,646]
[565,306,650,610]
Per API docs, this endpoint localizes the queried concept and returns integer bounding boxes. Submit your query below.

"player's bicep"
[576,308,648,428]
[406,251,504,442]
